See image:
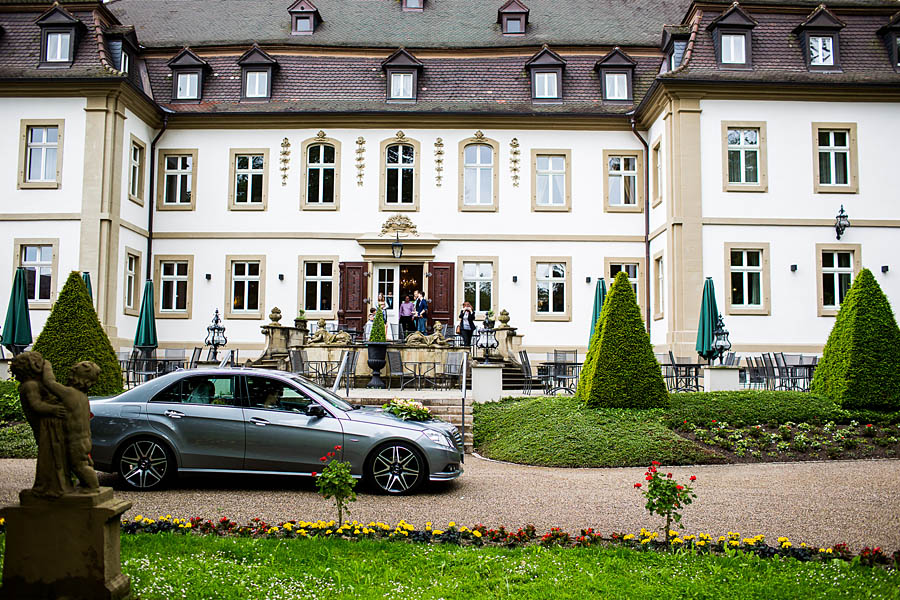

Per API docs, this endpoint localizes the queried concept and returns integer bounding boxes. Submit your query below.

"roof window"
[525,46,566,102]
[793,5,845,72]
[288,0,322,35]
[497,0,529,35]
[706,2,757,70]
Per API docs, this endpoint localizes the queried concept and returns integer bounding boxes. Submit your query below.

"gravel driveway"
[2,457,898,550]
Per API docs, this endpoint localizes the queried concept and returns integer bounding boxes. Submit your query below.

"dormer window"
[402,0,423,11]
[595,47,635,102]
[878,12,900,72]
[120,51,130,74]
[382,48,423,102]
[794,5,844,71]
[237,45,278,101]
[497,0,529,35]
[167,47,210,102]
[36,5,82,68]
[288,0,322,35]
[525,46,565,102]
[706,3,756,69]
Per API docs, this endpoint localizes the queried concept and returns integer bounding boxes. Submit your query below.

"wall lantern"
[512,275,518,283]
[391,232,403,259]
[205,273,212,280]
[882,266,890,274]
[585,276,592,284]
[278,273,285,281]
[204,308,227,361]
[790,264,798,272]
[713,312,732,365]
[834,205,850,240]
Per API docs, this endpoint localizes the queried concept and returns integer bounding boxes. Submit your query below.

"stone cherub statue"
[308,318,352,345]
[404,320,450,346]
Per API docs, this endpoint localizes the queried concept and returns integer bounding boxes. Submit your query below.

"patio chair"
[188,347,202,369]
[761,353,778,390]
[204,347,217,362]
[218,349,236,368]
[289,349,314,378]
[131,349,159,386]
[518,350,542,396]
[439,351,466,390]
[390,323,401,341]
[386,350,417,390]
[554,349,577,363]
[724,352,736,366]
[333,349,359,395]
[773,352,796,390]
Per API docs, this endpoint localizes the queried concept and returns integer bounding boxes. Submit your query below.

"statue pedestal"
[1,487,132,600]
[471,362,504,404]
[703,366,741,392]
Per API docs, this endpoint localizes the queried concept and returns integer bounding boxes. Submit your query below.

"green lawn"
[4,534,896,600]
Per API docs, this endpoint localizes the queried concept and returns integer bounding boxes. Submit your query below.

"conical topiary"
[369,307,387,342]
[580,271,668,409]
[811,268,900,411]
[33,271,123,395]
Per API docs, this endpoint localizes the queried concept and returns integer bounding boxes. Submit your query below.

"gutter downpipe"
[628,111,651,335]
[145,113,169,281]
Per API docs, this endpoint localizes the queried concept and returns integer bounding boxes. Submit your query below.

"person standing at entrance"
[414,290,428,333]
[458,301,475,347]
[399,295,415,337]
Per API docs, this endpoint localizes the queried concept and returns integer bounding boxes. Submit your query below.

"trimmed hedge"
[369,307,387,342]
[32,271,123,395]
[811,268,900,411]
[579,271,668,409]
[0,379,23,421]
[662,391,843,428]
[0,422,37,458]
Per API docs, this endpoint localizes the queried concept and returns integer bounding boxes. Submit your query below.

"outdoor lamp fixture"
[475,326,499,362]
[834,205,850,240]
[391,232,403,259]
[204,308,227,361]
[713,312,732,365]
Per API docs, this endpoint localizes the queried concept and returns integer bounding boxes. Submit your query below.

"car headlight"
[422,429,454,449]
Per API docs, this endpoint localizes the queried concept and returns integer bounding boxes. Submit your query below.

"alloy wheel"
[370,444,422,494]
[118,439,170,490]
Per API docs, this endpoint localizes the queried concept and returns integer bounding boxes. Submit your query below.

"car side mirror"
[306,404,326,419]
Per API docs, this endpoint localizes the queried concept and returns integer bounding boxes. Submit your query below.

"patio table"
[406,361,440,390]
[537,361,582,395]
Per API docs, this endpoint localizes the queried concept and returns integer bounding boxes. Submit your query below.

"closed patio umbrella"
[588,277,607,344]
[696,277,720,363]
[133,280,158,354]
[81,271,93,303]
[2,267,33,355]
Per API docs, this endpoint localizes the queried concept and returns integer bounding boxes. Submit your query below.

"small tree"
[811,268,900,411]
[33,271,122,395]
[369,307,387,342]
[315,445,356,527]
[580,271,668,409]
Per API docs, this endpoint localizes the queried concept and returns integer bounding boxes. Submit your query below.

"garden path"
[1,457,898,550]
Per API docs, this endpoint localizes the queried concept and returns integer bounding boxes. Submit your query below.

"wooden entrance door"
[427,262,454,333]
[338,262,367,332]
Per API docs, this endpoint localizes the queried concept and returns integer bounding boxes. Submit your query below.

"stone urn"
[497,309,510,329]
[366,342,389,388]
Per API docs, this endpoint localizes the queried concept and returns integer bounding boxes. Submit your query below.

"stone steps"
[349,397,474,453]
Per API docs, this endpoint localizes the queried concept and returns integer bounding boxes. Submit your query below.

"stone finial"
[497,309,511,328]
[269,307,283,326]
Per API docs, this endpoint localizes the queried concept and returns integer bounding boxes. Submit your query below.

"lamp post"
[204,308,227,361]
[391,233,403,259]
[475,326,499,362]
[834,205,850,240]
[712,312,731,365]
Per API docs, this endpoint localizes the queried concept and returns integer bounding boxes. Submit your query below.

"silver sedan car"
[90,368,464,495]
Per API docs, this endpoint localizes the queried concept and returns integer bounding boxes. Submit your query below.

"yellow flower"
[623,534,635,541]
[800,543,807,548]
[433,529,444,535]
[826,548,833,554]
[354,529,361,535]
[819,548,826,553]
[472,530,482,538]
[718,536,726,542]
[669,530,679,537]
[326,529,332,535]
[165,514,172,520]
[671,538,683,545]
[729,540,739,547]
[781,541,792,549]
[134,515,143,522]
[697,540,707,547]
[777,536,789,544]
[283,523,293,531]
[640,538,651,545]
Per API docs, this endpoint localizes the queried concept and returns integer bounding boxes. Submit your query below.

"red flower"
[320,456,328,462]
[311,471,317,477]
[645,475,653,481]
[634,483,642,488]
[328,451,335,457]
[712,420,717,423]
[676,485,683,490]
[865,424,873,428]
[667,473,672,478]
[651,461,660,466]
[649,466,657,473]
[689,475,697,482]
[334,445,342,450]
[683,420,687,424]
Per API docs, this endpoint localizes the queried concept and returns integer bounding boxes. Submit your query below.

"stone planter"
[366,342,389,388]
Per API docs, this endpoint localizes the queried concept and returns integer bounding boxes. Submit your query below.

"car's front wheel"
[365,442,426,495]
[115,437,174,491]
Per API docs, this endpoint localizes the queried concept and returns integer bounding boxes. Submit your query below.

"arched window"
[463,144,493,206]
[307,143,335,204]
[385,143,415,205]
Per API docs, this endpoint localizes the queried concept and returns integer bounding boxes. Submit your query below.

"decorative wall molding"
[510,137,521,187]
[379,214,420,237]
[279,137,291,186]
[434,137,444,187]
[355,136,366,186]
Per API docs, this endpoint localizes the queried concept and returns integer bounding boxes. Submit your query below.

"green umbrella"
[696,277,720,362]
[133,280,158,351]
[589,278,607,344]
[81,271,93,302]
[2,267,33,355]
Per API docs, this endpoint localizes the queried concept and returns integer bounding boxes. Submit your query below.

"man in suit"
[414,290,428,333]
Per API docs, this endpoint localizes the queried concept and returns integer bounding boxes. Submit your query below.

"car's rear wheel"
[116,437,174,491]
[365,442,426,495]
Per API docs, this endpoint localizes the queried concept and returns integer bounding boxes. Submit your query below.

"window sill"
[605,204,643,213]
[156,311,191,320]
[27,302,52,311]
[229,203,267,211]
[224,311,264,320]
[533,204,570,212]
[302,203,339,211]
[124,307,139,317]
[460,204,498,212]
[726,306,770,316]
[18,181,60,190]
[128,194,145,207]
[818,307,839,318]
[303,310,338,320]
[723,183,767,193]
[813,185,857,194]
[652,196,663,208]
[381,204,418,212]
[533,313,571,322]
[653,312,664,321]
[157,203,195,211]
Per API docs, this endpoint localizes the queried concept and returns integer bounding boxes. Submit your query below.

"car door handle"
[164,410,184,419]
[249,416,269,427]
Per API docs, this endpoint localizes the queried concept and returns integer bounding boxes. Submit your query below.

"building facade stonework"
[1,0,898,357]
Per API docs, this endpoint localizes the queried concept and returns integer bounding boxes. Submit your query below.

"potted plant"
[484,309,496,329]
[366,308,388,388]
[293,308,307,329]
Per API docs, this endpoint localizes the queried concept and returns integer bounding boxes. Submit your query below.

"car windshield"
[289,375,354,412]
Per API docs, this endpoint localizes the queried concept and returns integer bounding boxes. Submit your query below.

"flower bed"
[104,515,900,568]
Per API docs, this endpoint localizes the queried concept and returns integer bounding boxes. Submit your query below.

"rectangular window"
[654,255,664,318]
[25,126,59,183]
[721,34,746,64]
[817,130,849,186]
[234,154,265,204]
[727,128,759,184]
[535,154,566,206]
[46,32,70,62]
[609,262,639,297]
[729,249,763,307]
[125,253,138,312]
[652,140,662,204]
[506,17,522,33]
[535,262,566,315]
[306,143,336,204]
[810,36,834,66]
[20,245,53,302]
[604,73,628,100]
[463,143,494,206]
[295,16,312,32]
[607,155,637,205]
[245,71,268,98]
[163,155,193,205]
[303,261,333,312]
[176,72,199,99]
[129,139,144,201]
[463,262,493,313]
[121,52,130,74]
[385,143,415,204]
[534,72,558,99]
[390,73,414,99]
[231,261,260,313]
[821,251,853,309]
[160,261,189,312]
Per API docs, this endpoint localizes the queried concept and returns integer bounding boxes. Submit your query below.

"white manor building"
[1,0,898,359]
